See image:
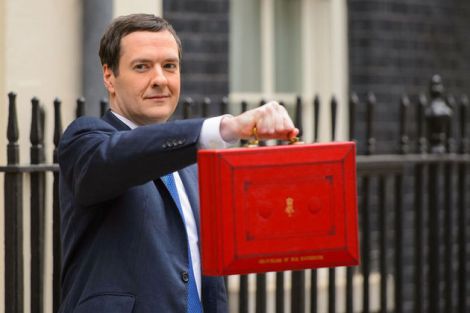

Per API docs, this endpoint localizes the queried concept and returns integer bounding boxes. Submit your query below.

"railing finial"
[100,98,108,117]
[425,75,452,154]
[366,92,376,155]
[417,94,428,153]
[349,93,359,141]
[459,95,469,154]
[30,97,44,164]
[399,95,410,154]
[330,96,338,141]
[53,98,63,153]
[202,97,211,118]
[220,97,228,115]
[76,97,86,118]
[183,97,193,119]
[30,97,42,145]
[313,95,320,142]
[7,92,20,164]
[295,96,303,141]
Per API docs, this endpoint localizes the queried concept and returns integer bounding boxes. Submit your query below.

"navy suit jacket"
[58,111,228,313]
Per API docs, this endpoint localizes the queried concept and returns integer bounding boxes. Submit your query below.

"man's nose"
[151,65,167,87]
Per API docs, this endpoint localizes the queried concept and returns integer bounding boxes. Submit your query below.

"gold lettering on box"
[258,258,283,264]
[300,255,324,261]
[258,255,324,264]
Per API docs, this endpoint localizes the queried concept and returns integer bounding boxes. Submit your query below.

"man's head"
[99,14,182,75]
[100,14,182,125]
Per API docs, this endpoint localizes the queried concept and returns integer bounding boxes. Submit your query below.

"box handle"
[245,127,303,147]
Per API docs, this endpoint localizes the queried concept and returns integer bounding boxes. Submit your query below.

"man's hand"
[220,101,299,143]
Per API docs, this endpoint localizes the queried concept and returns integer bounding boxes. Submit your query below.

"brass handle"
[289,136,303,145]
[245,127,259,147]
[245,127,303,147]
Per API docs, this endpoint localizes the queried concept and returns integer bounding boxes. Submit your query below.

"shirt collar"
[111,111,139,130]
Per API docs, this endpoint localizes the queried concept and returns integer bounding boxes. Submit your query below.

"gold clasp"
[244,127,303,147]
[289,137,303,145]
[245,127,259,147]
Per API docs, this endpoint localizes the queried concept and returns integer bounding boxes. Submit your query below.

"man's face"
[103,30,181,125]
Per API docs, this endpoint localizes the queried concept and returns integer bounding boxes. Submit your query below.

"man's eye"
[134,64,149,71]
[164,63,178,70]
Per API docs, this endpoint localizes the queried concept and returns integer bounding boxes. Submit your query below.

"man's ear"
[103,64,115,94]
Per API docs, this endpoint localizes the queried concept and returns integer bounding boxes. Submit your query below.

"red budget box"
[198,141,359,276]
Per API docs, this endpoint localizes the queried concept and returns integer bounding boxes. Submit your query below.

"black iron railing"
[2,75,470,313]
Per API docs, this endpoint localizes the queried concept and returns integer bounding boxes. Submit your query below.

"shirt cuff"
[199,115,239,149]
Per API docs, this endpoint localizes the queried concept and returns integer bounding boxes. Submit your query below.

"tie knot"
[161,172,175,187]
[162,173,179,194]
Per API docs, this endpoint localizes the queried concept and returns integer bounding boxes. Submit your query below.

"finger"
[269,101,286,134]
[257,119,273,137]
[273,110,286,133]
[238,110,258,138]
[257,104,274,135]
[273,104,290,133]
[260,101,296,139]
[288,128,300,139]
[282,113,295,130]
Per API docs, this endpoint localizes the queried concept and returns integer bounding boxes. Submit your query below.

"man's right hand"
[219,101,299,143]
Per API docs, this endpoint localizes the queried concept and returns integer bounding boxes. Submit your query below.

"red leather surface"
[198,142,359,275]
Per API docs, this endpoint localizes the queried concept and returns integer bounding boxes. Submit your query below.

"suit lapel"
[102,110,131,131]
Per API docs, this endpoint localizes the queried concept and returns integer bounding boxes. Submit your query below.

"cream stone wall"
[1,1,81,312]
[0,0,5,166]
[0,2,165,312]
[301,0,349,142]
[0,1,5,312]
[113,0,162,17]
[5,0,81,150]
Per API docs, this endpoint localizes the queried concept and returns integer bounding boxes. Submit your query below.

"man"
[58,14,298,313]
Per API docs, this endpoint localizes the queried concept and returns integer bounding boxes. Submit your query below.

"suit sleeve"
[58,116,204,207]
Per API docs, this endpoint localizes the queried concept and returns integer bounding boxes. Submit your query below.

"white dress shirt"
[111,112,234,298]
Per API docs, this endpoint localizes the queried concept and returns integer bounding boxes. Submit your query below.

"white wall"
[301,0,349,143]
[1,1,82,312]
[0,1,5,311]
[5,0,82,162]
[0,0,6,163]
[113,0,162,17]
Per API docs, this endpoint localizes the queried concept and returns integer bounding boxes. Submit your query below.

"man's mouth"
[145,94,170,100]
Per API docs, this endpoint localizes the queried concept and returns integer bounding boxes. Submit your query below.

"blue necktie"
[161,173,203,313]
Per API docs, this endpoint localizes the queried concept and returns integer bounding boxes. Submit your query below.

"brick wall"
[163,0,229,117]
[349,0,470,154]
[349,2,470,312]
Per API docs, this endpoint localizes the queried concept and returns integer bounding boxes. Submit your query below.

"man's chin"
[144,111,174,124]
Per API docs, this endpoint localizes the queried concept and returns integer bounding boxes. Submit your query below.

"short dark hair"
[99,14,182,75]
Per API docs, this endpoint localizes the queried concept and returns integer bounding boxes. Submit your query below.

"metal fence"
[1,74,469,313]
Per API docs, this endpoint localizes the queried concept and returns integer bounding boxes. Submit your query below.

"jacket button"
[181,271,189,283]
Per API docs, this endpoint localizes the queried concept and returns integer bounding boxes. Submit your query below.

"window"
[230,0,349,142]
